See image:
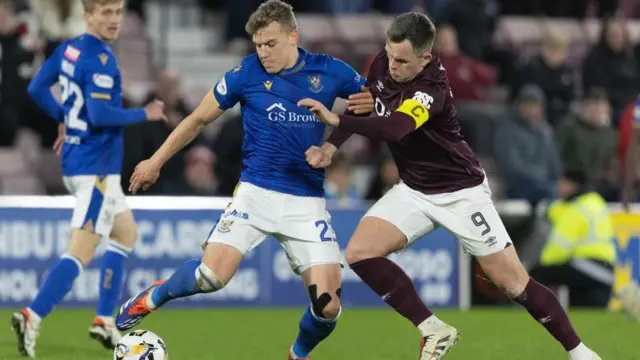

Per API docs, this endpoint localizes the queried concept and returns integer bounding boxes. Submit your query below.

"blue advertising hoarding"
[0,196,468,309]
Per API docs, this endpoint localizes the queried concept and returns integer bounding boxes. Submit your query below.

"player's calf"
[477,246,598,359]
[291,264,342,359]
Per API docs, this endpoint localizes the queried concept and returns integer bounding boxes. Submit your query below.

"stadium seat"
[0,176,44,195]
[296,15,336,46]
[0,149,28,177]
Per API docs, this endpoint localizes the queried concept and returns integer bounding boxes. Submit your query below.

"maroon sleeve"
[326,128,353,148]
[337,112,416,141]
[326,106,369,148]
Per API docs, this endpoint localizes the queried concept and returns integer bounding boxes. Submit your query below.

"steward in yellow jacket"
[529,171,616,307]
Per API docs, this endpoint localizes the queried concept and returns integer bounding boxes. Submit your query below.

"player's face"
[385,40,432,83]
[85,2,124,42]
[253,21,299,74]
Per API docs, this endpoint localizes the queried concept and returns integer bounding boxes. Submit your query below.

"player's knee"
[484,266,529,299]
[111,229,137,249]
[68,229,101,265]
[345,240,373,264]
[309,285,342,320]
[195,263,226,293]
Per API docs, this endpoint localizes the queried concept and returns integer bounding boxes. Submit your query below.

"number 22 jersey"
[28,33,147,176]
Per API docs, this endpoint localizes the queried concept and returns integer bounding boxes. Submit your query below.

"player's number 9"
[59,75,88,131]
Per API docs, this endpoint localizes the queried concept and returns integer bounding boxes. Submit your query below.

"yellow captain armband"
[90,93,111,100]
[396,98,430,128]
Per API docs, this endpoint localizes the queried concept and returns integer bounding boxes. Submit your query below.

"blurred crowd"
[1,0,640,205]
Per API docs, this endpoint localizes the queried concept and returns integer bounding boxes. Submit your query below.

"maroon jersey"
[333,51,484,194]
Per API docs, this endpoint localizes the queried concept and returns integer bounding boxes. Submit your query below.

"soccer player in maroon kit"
[299,12,601,360]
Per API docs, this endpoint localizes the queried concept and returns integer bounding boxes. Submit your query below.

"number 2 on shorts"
[315,220,335,242]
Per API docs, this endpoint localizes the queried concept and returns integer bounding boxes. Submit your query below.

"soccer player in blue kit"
[11,0,166,358]
[116,1,372,359]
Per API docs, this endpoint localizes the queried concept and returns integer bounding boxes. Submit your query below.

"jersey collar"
[280,47,308,75]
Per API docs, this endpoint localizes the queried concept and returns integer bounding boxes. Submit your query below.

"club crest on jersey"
[308,76,324,93]
[63,45,80,62]
[263,80,273,91]
[99,53,109,65]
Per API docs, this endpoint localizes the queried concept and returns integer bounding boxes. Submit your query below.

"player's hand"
[129,159,161,194]
[144,100,168,122]
[297,98,339,126]
[52,124,65,156]
[346,86,374,114]
[305,145,332,168]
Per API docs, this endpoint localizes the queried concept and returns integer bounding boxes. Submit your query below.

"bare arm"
[150,89,224,167]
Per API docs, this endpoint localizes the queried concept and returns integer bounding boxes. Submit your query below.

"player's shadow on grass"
[0,341,107,360]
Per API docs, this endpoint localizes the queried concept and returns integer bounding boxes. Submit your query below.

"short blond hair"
[245,0,297,35]
[82,0,123,13]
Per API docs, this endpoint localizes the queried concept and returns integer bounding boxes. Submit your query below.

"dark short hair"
[387,12,436,53]
[245,0,297,35]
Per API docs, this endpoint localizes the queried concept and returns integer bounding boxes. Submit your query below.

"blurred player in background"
[300,12,602,360]
[11,0,167,358]
[116,1,372,360]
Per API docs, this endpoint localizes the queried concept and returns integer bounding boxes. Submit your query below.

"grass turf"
[0,308,637,359]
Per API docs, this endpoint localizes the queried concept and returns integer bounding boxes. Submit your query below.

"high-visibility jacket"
[541,192,616,266]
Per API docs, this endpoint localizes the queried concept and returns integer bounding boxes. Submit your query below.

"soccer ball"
[114,330,168,360]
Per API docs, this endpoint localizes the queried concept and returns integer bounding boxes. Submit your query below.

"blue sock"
[29,255,83,318]
[96,241,131,317]
[292,307,339,358]
[151,259,202,308]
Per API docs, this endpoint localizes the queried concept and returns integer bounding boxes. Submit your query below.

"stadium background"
[1,0,640,359]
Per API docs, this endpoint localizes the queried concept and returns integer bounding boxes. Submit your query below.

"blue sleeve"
[212,61,248,110]
[329,57,367,99]
[27,47,64,123]
[83,60,146,127]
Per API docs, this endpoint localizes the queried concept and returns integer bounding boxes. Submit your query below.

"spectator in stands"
[144,68,191,123]
[324,152,361,204]
[540,0,619,19]
[439,0,499,60]
[582,17,639,124]
[510,30,575,127]
[494,84,563,204]
[182,146,218,196]
[211,114,244,196]
[30,0,84,58]
[365,156,399,200]
[433,24,496,102]
[121,69,199,194]
[556,88,617,196]
[0,0,41,146]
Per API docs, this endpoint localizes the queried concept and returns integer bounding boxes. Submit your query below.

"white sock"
[417,315,446,337]
[146,288,157,310]
[568,343,591,359]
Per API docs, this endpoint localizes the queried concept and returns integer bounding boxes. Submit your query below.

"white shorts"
[205,182,342,275]
[63,175,129,237]
[365,179,512,257]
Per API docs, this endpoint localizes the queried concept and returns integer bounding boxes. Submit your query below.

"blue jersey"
[28,33,146,176]
[213,48,366,197]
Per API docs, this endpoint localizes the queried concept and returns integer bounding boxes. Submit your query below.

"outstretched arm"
[150,89,223,167]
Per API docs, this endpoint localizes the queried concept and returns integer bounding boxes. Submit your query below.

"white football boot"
[89,316,122,350]
[11,309,40,358]
[418,324,459,360]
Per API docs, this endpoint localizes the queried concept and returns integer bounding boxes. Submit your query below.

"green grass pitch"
[0,308,637,359]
